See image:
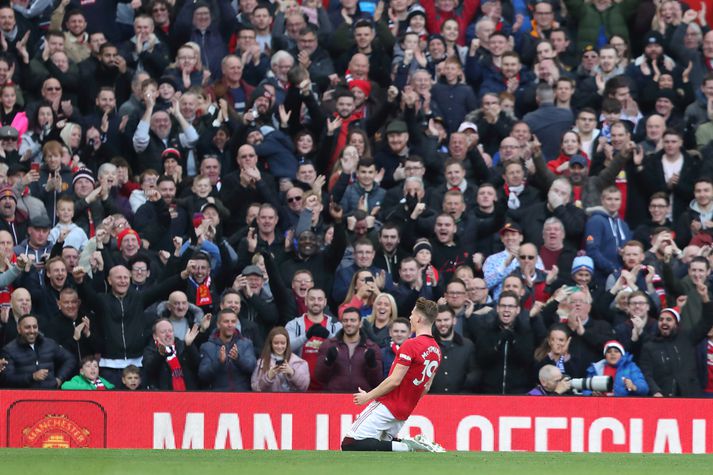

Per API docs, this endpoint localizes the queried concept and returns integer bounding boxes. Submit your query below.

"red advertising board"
[1,390,712,453]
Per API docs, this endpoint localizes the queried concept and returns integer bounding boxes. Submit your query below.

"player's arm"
[353,364,409,405]
[419,378,433,400]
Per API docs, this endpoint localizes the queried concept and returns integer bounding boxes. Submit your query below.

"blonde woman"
[362,293,398,348]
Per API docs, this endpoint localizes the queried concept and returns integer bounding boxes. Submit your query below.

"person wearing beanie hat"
[639,282,713,397]
[582,339,648,396]
[116,228,142,260]
[412,239,439,287]
[0,184,26,244]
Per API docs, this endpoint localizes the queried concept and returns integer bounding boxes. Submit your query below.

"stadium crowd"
[0,0,711,397]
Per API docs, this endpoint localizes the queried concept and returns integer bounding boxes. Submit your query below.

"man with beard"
[285,287,341,391]
[315,307,383,392]
[82,43,132,111]
[429,306,477,394]
[198,308,256,391]
[640,282,713,397]
[373,224,407,282]
[1,313,75,388]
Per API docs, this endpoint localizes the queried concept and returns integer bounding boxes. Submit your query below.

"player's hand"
[353,387,370,405]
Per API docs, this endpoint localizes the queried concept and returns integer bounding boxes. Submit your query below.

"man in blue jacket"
[585,186,631,284]
[198,308,256,391]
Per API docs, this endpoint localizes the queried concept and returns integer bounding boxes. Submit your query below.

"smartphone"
[275,359,285,366]
[31,162,40,172]
[365,276,374,284]
[192,212,204,228]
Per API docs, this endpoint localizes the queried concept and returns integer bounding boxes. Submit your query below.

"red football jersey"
[378,334,441,420]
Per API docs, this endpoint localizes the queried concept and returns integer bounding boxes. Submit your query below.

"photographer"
[528,365,572,396]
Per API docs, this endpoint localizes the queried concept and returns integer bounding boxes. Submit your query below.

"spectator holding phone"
[251,326,309,392]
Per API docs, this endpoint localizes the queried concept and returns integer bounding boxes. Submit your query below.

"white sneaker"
[402,434,446,453]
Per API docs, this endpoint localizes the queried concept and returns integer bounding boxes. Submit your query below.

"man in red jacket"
[315,307,382,392]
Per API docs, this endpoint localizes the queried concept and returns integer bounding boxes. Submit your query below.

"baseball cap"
[242,265,263,277]
[569,154,588,168]
[499,222,522,235]
[457,122,478,134]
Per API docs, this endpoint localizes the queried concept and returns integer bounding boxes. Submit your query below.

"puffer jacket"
[1,334,75,388]
[250,353,310,392]
[584,353,649,396]
[198,330,256,391]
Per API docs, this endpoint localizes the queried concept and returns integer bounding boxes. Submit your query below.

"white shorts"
[346,401,404,441]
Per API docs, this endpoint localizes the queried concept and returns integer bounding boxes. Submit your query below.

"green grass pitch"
[3,449,713,475]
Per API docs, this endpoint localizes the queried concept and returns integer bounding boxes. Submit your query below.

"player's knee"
[341,437,356,451]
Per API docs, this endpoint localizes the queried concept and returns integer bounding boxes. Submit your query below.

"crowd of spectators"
[0,0,711,398]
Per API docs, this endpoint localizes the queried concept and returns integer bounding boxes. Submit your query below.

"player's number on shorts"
[413,360,439,386]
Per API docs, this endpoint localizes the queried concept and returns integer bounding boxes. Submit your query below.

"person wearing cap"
[640,281,713,397]
[12,213,52,283]
[0,184,26,245]
[626,30,678,94]
[231,263,280,340]
[373,119,413,190]
[582,340,648,396]
[484,222,529,294]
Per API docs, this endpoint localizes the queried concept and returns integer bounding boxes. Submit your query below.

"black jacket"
[141,338,200,390]
[77,274,185,360]
[1,334,75,388]
[639,301,713,397]
[430,333,479,394]
[476,316,535,394]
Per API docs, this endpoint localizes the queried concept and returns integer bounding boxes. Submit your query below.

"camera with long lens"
[570,376,612,393]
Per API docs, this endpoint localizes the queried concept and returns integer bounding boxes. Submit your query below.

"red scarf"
[165,345,186,391]
[329,111,364,171]
[191,276,213,307]
[94,378,106,390]
[706,340,713,393]
[390,341,400,355]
